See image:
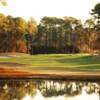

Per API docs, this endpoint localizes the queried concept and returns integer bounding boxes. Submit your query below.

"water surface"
[0,79,100,100]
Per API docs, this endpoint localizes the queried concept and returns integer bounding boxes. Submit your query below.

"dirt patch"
[0,53,29,57]
[0,56,12,58]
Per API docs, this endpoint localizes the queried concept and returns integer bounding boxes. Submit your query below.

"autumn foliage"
[0,14,37,53]
[0,3,100,54]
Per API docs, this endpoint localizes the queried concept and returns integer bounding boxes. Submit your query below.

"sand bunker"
[0,54,20,58]
[0,56,11,58]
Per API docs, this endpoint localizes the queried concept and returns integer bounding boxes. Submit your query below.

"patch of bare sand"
[0,64,100,80]
[0,53,29,58]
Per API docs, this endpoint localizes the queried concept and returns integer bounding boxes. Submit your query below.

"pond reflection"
[0,79,99,100]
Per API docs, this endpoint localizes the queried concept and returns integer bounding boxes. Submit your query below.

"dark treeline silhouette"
[0,3,100,54]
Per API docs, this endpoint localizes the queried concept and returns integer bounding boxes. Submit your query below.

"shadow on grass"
[58,55,100,69]
[75,64,100,69]
[0,62,28,67]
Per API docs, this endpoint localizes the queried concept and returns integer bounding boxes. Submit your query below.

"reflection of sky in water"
[23,89,99,100]
[0,79,99,100]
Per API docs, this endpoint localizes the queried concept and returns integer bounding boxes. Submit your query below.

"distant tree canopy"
[0,3,100,54]
[0,14,37,53]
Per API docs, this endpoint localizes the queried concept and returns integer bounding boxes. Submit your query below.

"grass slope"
[0,54,100,70]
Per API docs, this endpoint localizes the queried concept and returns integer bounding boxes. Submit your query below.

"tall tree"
[38,17,61,48]
[26,17,37,34]
[91,3,100,53]
[13,17,27,52]
[84,18,97,53]
[25,17,37,53]
[0,13,8,52]
[64,16,82,53]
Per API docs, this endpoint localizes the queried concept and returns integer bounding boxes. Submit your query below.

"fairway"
[0,54,100,70]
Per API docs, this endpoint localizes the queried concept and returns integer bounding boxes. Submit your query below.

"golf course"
[0,53,100,69]
[0,1,100,81]
[0,53,100,80]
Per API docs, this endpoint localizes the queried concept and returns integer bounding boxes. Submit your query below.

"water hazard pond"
[0,79,100,100]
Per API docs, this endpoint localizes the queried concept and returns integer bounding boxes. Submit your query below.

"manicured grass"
[0,54,100,70]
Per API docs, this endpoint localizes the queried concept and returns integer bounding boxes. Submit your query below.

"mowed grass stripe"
[0,54,100,70]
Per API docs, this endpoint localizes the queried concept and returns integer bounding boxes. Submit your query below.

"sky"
[0,0,99,23]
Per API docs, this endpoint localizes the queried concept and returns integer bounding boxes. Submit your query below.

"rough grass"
[0,53,100,70]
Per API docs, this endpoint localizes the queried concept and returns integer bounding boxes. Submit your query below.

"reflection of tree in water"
[0,79,37,100]
[84,82,99,94]
[38,80,100,97]
[0,79,99,99]
[38,80,82,97]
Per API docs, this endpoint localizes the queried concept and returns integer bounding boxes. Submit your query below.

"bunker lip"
[0,67,100,81]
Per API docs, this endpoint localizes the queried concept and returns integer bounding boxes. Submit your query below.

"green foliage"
[0,2,100,54]
[0,13,37,53]
[92,3,100,17]
[91,3,100,31]
[91,3,100,54]
[26,17,37,34]
[37,16,85,53]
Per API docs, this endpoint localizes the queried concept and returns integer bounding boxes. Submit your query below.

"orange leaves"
[17,40,27,53]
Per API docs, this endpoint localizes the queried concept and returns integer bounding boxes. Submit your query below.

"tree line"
[0,15,37,53]
[0,3,100,54]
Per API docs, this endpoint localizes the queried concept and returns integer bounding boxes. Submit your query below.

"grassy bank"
[0,54,100,70]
